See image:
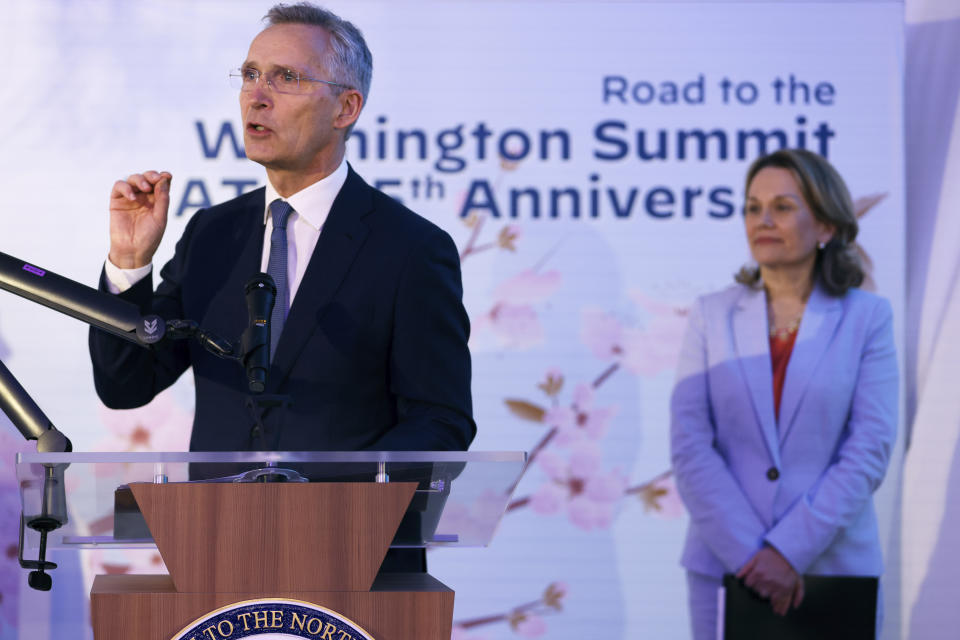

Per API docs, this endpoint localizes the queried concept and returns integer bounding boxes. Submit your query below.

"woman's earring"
[818,241,826,250]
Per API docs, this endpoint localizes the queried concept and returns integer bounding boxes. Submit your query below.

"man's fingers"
[735,556,756,579]
[155,176,171,212]
[142,170,172,184]
[125,171,172,194]
[126,173,151,192]
[114,172,172,208]
[112,180,137,201]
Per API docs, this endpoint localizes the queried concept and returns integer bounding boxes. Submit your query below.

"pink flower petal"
[585,470,629,503]
[567,496,604,530]
[581,406,616,439]
[569,495,618,530]
[629,289,689,316]
[530,482,567,515]
[451,627,488,640]
[580,309,624,360]
[572,383,594,410]
[567,444,602,478]
[537,450,569,481]
[553,426,585,447]
[95,394,192,453]
[516,614,548,637]
[543,406,574,431]
[490,303,545,349]
[621,317,687,376]
[493,269,562,305]
[545,366,563,380]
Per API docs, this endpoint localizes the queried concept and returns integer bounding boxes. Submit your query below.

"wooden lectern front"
[90,482,453,640]
[16,451,524,640]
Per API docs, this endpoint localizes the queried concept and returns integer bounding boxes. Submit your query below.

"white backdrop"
[901,1,960,639]
[0,2,905,639]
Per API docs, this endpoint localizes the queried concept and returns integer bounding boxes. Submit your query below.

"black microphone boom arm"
[0,251,153,345]
[0,358,71,453]
[0,249,238,591]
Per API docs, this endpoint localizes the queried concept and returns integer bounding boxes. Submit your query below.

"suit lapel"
[732,286,781,466]
[778,284,842,443]
[201,190,265,339]
[267,167,374,391]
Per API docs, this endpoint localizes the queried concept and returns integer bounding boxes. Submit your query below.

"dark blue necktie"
[266,199,294,360]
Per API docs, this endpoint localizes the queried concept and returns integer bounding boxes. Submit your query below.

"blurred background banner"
[901,1,960,639]
[0,2,906,639]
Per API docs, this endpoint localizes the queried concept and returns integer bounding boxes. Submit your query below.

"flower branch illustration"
[452,582,568,639]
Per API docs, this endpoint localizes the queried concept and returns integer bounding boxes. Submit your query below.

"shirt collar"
[262,158,348,230]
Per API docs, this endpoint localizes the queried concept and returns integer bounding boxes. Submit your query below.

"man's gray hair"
[265,3,373,104]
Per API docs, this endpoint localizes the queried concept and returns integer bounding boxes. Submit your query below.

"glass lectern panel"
[16,451,525,554]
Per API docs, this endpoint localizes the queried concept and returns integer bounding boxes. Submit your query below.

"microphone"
[241,273,276,393]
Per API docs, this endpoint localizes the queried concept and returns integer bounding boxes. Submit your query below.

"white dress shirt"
[105,159,349,314]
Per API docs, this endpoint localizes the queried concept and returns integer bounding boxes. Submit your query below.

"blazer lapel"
[732,286,781,466]
[778,284,842,443]
[267,167,373,391]
[201,190,265,339]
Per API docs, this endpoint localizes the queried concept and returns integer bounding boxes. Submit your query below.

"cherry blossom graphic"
[503,361,625,492]
[579,293,690,382]
[65,394,193,584]
[503,364,682,525]
[0,316,36,632]
[543,383,616,447]
[852,192,887,292]
[457,153,567,352]
[520,444,628,531]
[454,582,567,638]
[451,627,489,640]
[509,458,681,527]
[461,214,522,263]
[512,614,548,637]
[627,470,684,520]
[451,149,695,636]
[0,468,23,629]
[435,488,512,545]
[95,393,192,454]
[471,268,562,351]
[580,308,626,362]
[458,150,525,264]
[621,290,690,377]
[0,418,33,630]
[84,547,167,580]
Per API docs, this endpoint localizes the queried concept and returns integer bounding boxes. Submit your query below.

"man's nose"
[243,81,272,107]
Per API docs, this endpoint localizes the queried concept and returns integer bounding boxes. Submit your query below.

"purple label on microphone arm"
[22,264,45,277]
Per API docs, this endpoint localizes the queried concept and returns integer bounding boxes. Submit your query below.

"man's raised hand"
[108,171,172,269]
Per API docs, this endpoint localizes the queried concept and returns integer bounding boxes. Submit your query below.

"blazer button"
[766,467,780,481]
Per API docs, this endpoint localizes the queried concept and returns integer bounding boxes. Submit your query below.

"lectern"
[16,451,525,640]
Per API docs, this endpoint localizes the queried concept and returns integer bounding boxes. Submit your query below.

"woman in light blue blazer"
[670,149,898,639]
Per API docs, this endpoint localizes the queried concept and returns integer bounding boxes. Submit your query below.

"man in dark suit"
[89,3,475,455]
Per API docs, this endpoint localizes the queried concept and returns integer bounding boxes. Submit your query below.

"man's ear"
[333,89,363,131]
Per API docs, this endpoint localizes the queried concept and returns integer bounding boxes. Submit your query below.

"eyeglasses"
[229,67,349,95]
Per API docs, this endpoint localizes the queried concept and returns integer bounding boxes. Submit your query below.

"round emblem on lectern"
[169,598,376,640]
